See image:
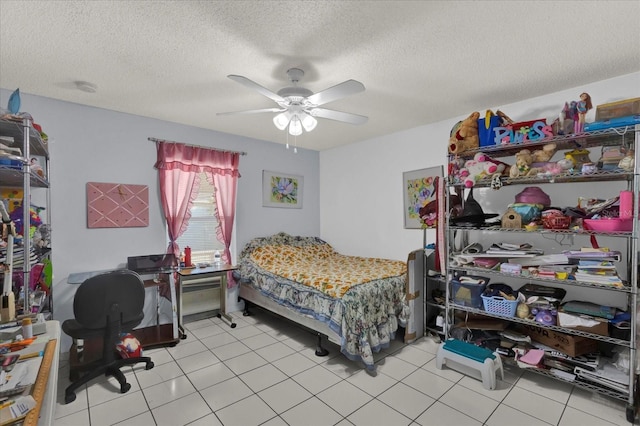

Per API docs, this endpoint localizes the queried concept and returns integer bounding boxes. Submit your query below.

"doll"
[575,92,592,133]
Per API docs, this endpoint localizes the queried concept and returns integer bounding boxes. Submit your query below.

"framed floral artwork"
[262,170,303,209]
[403,166,443,229]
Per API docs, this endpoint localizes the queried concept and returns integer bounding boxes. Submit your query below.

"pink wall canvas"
[87,182,149,228]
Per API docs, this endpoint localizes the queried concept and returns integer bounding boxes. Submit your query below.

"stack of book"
[565,249,624,287]
[574,260,623,287]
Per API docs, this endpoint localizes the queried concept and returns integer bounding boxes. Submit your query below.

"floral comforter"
[234,233,408,370]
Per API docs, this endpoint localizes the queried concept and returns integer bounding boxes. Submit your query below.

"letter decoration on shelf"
[493,120,554,145]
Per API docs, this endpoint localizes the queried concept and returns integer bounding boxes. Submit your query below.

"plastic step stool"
[436,339,504,390]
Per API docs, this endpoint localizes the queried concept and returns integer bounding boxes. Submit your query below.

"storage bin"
[481,294,518,317]
[452,275,489,309]
[478,112,501,147]
[0,157,22,169]
[595,98,640,121]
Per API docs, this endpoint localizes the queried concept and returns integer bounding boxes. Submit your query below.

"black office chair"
[63,270,154,403]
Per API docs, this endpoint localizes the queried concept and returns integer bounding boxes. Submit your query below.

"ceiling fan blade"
[306,80,365,106]
[217,107,285,116]
[309,108,368,125]
[227,75,284,103]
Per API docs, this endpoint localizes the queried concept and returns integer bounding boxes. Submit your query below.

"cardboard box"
[557,312,609,337]
[595,97,640,121]
[516,324,598,357]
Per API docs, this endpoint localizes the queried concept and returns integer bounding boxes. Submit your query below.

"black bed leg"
[242,299,252,316]
[315,333,329,357]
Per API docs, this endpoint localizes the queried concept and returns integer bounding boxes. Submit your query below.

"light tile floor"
[53,309,637,425]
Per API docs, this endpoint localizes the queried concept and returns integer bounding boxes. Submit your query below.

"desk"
[1,320,59,426]
[177,264,237,332]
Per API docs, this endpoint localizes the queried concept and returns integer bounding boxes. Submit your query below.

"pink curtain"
[206,171,238,286]
[155,141,240,287]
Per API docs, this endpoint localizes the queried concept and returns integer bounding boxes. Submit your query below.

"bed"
[233,232,412,371]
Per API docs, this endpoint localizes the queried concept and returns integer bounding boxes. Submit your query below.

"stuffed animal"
[531,143,557,163]
[538,159,573,176]
[618,149,635,172]
[448,112,480,154]
[509,149,545,178]
[459,152,508,188]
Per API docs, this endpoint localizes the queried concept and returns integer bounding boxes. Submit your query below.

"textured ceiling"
[1,1,639,151]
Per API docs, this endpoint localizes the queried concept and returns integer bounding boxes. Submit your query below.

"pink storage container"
[583,218,633,232]
[515,187,551,207]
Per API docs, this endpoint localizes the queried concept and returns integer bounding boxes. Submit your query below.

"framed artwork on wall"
[403,165,443,229]
[262,170,303,209]
[87,182,149,228]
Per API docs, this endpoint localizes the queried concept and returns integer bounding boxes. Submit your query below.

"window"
[175,173,225,265]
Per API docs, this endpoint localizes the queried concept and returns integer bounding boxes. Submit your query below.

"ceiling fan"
[217,68,368,136]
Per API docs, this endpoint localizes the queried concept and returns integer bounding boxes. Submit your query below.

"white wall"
[2,71,638,351]
[320,72,640,262]
[0,89,320,351]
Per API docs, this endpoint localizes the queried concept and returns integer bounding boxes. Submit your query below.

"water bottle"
[184,246,192,267]
[213,250,222,265]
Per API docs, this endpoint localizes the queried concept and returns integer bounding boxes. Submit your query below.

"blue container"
[478,114,501,147]
[0,157,22,168]
[452,275,489,308]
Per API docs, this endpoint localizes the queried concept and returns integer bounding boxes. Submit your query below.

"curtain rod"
[148,137,247,156]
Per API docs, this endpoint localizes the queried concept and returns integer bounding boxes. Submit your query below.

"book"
[574,272,623,286]
[577,260,616,269]
[508,254,570,266]
[564,250,622,262]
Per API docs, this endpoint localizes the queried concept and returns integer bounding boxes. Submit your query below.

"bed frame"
[237,247,425,363]
[238,283,335,356]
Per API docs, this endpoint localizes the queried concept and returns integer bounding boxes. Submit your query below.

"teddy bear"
[458,152,508,187]
[448,112,480,154]
[509,149,546,178]
[530,143,557,163]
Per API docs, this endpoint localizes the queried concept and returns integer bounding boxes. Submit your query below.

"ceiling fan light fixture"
[273,112,291,130]
[301,114,317,132]
[221,68,368,139]
[288,116,303,136]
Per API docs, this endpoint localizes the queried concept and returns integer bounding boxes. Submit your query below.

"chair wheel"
[120,382,131,394]
[145,361,154,370]
[65,391,76,404]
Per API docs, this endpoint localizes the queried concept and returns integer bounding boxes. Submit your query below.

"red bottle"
[184,246,192,267]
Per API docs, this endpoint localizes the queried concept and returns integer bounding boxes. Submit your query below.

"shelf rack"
[443,125,639,421]
[0,117,51,317]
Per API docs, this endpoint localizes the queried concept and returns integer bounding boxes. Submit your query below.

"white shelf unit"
[443,125,639,421]
[0,117,51,317]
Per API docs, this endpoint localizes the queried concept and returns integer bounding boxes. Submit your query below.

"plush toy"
[531,143,557,163]
[9,202,44,238]
[459,152,508,188]
[538,159,572,176]
[618,149,635,172]
[116,333,143,359]
[509,149,545,178]
[448,112,480,154]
